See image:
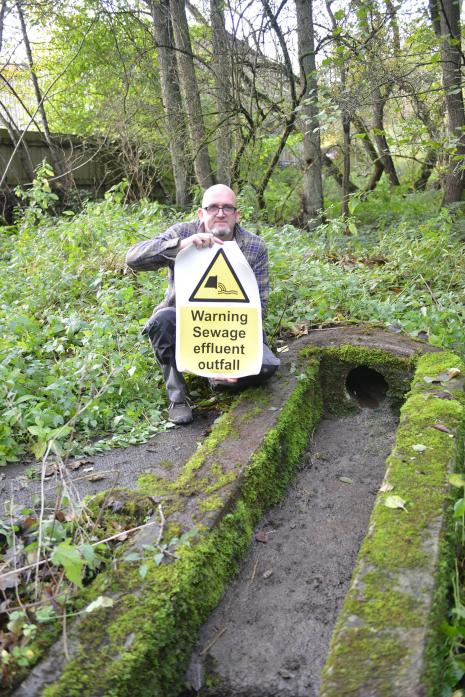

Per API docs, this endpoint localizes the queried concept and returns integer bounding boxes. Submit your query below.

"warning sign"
[175,241,262,378]
[189,249,249,303]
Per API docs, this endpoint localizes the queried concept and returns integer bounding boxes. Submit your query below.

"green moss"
[203,469,236,494]
[322,627,409,696]
[317,343,415,413]
[344,572,422,627]
[320,350,465,697]
[198,495,223,512]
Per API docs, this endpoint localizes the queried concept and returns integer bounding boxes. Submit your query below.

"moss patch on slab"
[320,350,465,697]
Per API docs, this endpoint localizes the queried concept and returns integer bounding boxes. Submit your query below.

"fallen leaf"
[276,345,289,354]
[255,531,269,544]
[384,495,407,511]
[87,473,106,482]
[386,322,402,333]
[448,368,461,379]
[338,476,353,485]
[429,391,454,400]
[262,569,273,579]
[431,423,453,434]
[289,322,309,338]
[44,462,58,477]
[412,444,427,452]
[278,669,293,680]
[380,482,394,493]
[449,474,465,488]
[104,499,125,513]
[84,595,114,613]
[67,458,94,471]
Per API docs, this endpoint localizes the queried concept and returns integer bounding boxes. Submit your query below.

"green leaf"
[51,540,84,588]
[454,498,465,518]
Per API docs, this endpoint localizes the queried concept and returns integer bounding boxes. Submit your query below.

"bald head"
[198,184,240,239]
[201,184,237,208]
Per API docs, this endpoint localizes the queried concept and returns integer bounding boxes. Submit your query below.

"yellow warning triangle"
[189,248,249,303]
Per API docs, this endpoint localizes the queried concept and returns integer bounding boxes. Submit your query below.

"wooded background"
[1,0,463,224]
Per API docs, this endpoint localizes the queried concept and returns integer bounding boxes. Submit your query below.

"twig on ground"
[200,627,227,656]
[250,555,260,584]
[62,608,69,660]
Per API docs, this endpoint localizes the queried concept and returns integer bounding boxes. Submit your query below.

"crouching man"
[125,184,280,424]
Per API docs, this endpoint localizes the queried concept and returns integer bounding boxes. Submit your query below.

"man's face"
[198,187,240,239]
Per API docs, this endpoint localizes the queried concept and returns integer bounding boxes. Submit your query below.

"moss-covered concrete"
[319,350,465,697]
[12,332,463,697]
[14,351,322,697]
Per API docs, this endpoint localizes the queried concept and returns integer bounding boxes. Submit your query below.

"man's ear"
[197,207,204,222]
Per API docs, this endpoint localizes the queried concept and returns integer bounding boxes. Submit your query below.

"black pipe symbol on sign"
[189,248,249,303]
[205,275,237,295]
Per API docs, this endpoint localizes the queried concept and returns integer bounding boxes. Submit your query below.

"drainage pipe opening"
[346,366,388,408]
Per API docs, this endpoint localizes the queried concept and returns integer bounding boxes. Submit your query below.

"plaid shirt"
[126,220,270,317]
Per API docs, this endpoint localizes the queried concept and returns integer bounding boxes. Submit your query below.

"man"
[125,184,280,424]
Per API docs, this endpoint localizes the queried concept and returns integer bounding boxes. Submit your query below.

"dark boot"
[160,363,193,425]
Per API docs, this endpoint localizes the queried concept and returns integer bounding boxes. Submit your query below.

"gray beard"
[211,226,234,240]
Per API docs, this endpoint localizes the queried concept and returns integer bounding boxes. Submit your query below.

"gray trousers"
[145,307,280,402]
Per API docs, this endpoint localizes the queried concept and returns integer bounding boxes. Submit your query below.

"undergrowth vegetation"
[2,173,465,690]
[1,177,465,466]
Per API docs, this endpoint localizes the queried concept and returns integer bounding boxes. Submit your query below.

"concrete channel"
[8,327,465,697]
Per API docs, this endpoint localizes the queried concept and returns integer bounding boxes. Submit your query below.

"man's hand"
[179,232,224,251]
[210,376,239,385]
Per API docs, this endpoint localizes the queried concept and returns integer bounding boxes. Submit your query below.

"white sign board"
[175,241,263,378]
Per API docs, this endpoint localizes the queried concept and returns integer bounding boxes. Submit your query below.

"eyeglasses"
[203,204,237,215]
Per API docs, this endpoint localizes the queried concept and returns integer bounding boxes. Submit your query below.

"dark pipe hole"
[346,366,388,409]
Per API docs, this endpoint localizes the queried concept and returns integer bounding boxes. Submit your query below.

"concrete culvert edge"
[8,330,463,697]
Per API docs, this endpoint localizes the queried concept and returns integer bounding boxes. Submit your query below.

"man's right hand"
[179,232,224,251]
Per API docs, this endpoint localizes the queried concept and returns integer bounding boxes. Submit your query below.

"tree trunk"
[295,0,323,229]
[352,114,384,190]
[437,0,465,203]
[322,153,357,193]
[169,0,214,189]
[342,112,351,216]
[414,149,438,191]
[210,0,232,184]
[16,0,73,193]
[325,0,350,217]
[372,85,399,186]
[146,0,191,206]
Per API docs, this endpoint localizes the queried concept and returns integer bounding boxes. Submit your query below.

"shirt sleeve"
[252,247,270,316]
[125,223,187,271]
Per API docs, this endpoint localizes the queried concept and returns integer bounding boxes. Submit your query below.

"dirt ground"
[185,398,399,697]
